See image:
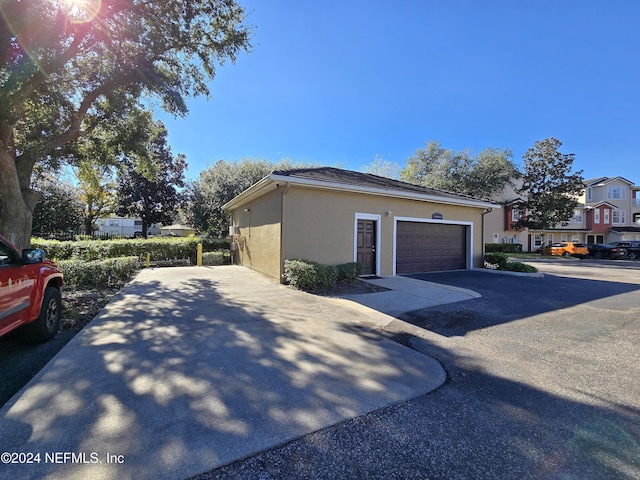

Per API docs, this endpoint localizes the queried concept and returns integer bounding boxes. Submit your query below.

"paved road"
[197,260,640,479]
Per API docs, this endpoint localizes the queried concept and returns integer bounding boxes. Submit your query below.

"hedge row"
[33,237,230,262]
[202,251,230,266]
[58,257,140,288]
[485,243,523,253]
[283,259,363,291]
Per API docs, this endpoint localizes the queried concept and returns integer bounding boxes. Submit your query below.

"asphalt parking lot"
[197,259,640,480]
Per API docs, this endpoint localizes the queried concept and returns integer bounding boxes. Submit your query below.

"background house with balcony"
[484,176,640,251]
[582,177,640,242]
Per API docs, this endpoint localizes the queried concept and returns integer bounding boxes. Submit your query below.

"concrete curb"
[472,267,544,278]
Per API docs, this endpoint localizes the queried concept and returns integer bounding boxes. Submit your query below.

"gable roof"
[585,201,618,209]
[585,176,636,187]
[223,167,499,211]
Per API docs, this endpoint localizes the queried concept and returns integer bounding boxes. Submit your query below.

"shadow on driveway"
[0,267,443,480]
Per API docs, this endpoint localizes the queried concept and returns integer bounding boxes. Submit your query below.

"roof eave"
[222,175,276,211]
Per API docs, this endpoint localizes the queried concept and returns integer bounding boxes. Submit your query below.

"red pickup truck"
[0,234,64,343]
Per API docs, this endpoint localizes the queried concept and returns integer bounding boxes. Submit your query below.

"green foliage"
[58,257,140,288]
[115,120,187,236]
[202,251,229,266]
[283,259,339,291]
[0,0,252,248]
[33,237,229,262]
[336,262,364,282]
[515,138,585,231]
[400,141,519,198]
[183,159,319,238]
[484,252,537,273]
[485,243,523,253]
[31,175,83,235]
[362,155,401,179]
[484,252,509,269]
[283,260,364,291]
[504,262,538,273]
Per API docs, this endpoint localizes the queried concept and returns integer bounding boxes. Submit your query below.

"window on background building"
[571,234,580,242]
[604,209,610,223]
[594,209,600,224]
[612,210,626,224]
[587,187,592,201]
[109,220,120,226]
[534,234,542,247]
[560,233,568,242]
[492,233,499,243]
[587,235,595,243]
[511,209,522,222]
[546,233,554,245]
[573,209,583,223]
[607,186,626,200]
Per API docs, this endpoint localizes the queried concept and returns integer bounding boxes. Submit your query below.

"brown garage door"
[396,222,467,274]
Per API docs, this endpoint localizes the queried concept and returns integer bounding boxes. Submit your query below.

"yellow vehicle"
[544,242,588,258]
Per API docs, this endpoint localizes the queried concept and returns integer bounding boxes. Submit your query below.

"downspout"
[279,182,291,282]
[481,207,493,263]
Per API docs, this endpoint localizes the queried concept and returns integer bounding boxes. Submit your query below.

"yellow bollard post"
[146,253,150,268]
[197,243,203,266]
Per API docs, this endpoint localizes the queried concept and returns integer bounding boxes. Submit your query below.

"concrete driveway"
[0,266,454,480]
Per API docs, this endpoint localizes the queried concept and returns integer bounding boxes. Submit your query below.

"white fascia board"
[222,175,276,211]
[269,174,500,209]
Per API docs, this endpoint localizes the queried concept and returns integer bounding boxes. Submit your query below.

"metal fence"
[32,231,135,241]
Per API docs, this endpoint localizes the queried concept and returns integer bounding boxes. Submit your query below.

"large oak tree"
[0,0,251,249]
[400,141,519,199]
[513,137,584,252]
[116,121,187,237]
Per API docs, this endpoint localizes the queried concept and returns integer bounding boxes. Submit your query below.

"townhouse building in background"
[484,176,640,251]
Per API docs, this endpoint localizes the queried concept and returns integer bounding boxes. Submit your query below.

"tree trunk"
[0,150,40,250]
[0,198,34,251]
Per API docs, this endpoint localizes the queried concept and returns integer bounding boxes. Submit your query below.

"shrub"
[283,259,338,291]
[485,243,523,254]
[484,252,509,269]
[32,237,230,262]
[336,262,363,283]
[201,251,228,266]
[504,261,538,273]
[58,256,140,288]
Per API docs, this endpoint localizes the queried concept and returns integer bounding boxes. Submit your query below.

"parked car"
[586,243,628,260]
[544,242,589,258]
[608,241,640,260]
[0,235,64,343]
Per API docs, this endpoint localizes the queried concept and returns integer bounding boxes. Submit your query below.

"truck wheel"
[22,287,62,344]
[629,252,639,260]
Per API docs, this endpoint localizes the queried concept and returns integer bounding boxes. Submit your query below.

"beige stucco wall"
[281,186,486,276]
[232,188,282,280]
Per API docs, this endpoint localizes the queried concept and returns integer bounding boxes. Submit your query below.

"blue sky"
[154,1,640,183]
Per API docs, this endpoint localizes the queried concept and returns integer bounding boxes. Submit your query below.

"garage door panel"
[396,222,466,274]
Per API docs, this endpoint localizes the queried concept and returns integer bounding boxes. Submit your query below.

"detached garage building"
[223,167,498,282]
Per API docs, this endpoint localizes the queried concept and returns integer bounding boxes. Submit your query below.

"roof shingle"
[272,167,489,202]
